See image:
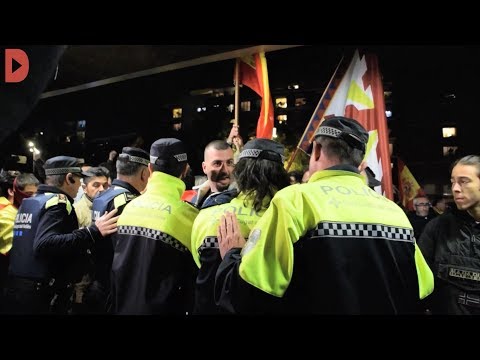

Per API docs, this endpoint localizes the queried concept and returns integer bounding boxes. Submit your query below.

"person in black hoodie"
[418,155,480,314]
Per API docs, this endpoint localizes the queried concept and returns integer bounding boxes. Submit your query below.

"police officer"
[111,138,199,315]
[4,156,118,314]
[86,147,150,313]
[191,139,289,314]
[0,172,39,312]
[216,116,434,314]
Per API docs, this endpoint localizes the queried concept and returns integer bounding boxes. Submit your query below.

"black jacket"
[85,180,141,313]
[6,185,102,314]
[418,208,480,314]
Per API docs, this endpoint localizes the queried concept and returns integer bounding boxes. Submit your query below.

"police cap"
[118,147,150,166]
[314,116,369,153]
[149,138,187,166]
[43,156,90,176]
[239,138,285,164]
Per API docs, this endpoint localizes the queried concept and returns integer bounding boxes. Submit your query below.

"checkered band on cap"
[44,167,82,176]
[150,153,187,164]
[315,126,343,138]
[119,154,149,166]
[239,149,262,159]
[239,148,285,162]
[173,153,187,162]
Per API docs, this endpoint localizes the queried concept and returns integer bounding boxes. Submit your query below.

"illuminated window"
[443,146,458,157]
[277,115,287,124]
[295,97,306,107]
[241,101,251,112]
[442,127,456,138]
[173,108,182,119]
[275,97,287,108]
[272,127,278,138]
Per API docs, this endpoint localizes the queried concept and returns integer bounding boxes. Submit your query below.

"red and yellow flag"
[292,49,393,199]
[397,158,425,211]
[237,52,275,139]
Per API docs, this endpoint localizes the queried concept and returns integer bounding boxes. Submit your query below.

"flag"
[293,49,393,199]
[237,52,275,139]
[397,158,426,211]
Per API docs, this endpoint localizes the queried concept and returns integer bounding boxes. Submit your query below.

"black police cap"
[118,147,150,166]
[150,138,187,166]
[314,116,369,153]
[239,138,285,164]
[43,156,90,176]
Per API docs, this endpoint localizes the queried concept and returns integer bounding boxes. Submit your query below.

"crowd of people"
[0,117,479,315]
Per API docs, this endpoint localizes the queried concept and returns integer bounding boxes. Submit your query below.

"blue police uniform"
[4,156,101,314]
[85,147,149,313]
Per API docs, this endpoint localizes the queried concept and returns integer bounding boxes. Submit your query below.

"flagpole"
[286,55,344,171]
[234,58,240,127]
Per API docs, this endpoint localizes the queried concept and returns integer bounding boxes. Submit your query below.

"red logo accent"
[5,49,29,83]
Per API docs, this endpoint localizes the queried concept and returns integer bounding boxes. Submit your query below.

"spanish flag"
[292,50,393,199]
[237,52,275,139]
[397,158,425,211]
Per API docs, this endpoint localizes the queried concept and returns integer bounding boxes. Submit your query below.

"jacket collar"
[37,184,75,203]
[145,171,185,198]
[111,179,141,196]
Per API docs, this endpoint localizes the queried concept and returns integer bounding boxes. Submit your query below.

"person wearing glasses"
[408,196,435,240]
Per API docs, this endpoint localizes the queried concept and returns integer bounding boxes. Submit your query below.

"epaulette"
[126,192,136,202]
[57,194,68,204]
[113,192,136,210]
[45,193,73,214]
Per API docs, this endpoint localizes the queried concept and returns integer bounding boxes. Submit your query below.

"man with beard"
[190,140,237,209]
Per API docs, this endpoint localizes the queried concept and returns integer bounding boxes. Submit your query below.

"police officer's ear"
[66,173,75,185]
[140,166,149,181]
[312,142,322,161]
[147,163,154,177]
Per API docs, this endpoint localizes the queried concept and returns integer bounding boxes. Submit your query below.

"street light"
[27,141,40,172]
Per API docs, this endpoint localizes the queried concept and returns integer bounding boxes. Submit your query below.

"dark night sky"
[2,45,479,191]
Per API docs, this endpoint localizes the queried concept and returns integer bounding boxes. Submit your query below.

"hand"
[95,208,119,236]
[217,212,246,259]
[227,125,239,142]
[108,150,118,161]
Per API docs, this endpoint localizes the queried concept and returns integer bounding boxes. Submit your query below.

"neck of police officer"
[117,171,147,194]
[54,180,78,199]
[309,144,338,175]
